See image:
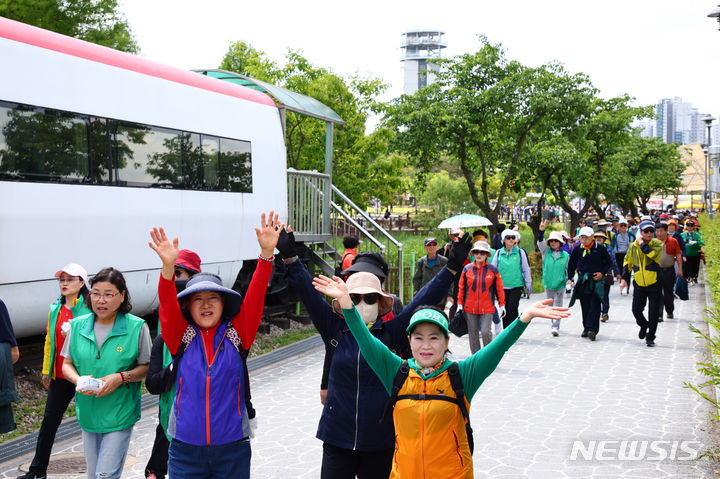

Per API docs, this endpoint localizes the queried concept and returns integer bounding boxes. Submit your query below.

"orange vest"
[391,368,473,478]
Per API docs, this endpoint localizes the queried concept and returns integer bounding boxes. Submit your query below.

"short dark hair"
[655,222,668,231]
[343,236,359,249]
[90,267,132,314]
[472,229,488,238]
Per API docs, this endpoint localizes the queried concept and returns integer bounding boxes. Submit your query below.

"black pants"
[578,290,602,334]
[27,378,76,474]
[145,423,170,478]
[685,256,701,281]
[659,267,676,318]
[503,287,523,328]
[321,442,393,479]
[632,281,662,342]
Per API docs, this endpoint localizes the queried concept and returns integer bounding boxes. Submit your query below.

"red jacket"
[457,262,505,314]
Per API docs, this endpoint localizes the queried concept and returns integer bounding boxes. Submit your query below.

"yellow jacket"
[623,239,662,287]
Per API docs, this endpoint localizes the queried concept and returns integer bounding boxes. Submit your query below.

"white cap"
[55,264,88,285]
[578,226,595,238]
[501,229,521,241]
[618,218,628,225]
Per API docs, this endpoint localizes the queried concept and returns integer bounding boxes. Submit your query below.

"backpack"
[172,323,256,421]
[382,361,474,454]
[334,252,353,277]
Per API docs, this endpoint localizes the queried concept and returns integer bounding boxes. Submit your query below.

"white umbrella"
[438,214,492,229]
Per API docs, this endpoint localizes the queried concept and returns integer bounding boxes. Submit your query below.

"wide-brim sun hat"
[332,272,393,316]
[578,226,595,238]
[55,263,89,285]
[177,273,243,319]
[593,230,608,239]
[342,252,389,279]
[406,308,449,337]
[547,231,564,243]
[470,240,491,254]
[501,229,520,241]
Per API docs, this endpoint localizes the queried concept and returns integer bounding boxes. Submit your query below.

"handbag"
[449,310,468,337]
[675,276,689,301]
[604,273,614,286]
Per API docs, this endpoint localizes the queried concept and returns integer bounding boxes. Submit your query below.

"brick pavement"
[1,283,714,478]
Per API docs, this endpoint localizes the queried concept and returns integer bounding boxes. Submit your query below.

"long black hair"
[90,267,132,314]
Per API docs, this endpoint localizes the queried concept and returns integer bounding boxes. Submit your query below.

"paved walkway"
[1,284,714,478]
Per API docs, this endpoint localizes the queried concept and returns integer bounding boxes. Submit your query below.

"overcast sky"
[119,0,720,121]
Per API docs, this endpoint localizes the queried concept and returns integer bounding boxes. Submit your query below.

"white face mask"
[356,301,379,324]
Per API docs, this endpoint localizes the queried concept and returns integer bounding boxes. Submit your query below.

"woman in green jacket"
[62,267,151,479]
[537,229,570,337]
[20,264,92,479]
[313,272,569,478]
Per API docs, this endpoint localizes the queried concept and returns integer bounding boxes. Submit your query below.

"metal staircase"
[287,169,405,301]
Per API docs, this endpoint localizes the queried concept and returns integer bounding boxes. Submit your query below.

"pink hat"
[332,272,393,316]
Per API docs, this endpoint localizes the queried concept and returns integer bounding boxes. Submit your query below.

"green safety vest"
[44,296,92,378]
[69,312,145,433]
[542,249,569,291]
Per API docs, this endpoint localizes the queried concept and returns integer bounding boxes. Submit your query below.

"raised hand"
[148,227,179,266]
[255,211,284,258]
[276,227,298,259]
[519,299,571,324]
[312,274,348,299]
[539,219,547,231]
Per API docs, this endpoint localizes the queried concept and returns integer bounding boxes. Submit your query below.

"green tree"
[0,0,139,52]
[416,170,473,216]
[219,42,400,205]
[385,37,597,233]
[606,136,686,215]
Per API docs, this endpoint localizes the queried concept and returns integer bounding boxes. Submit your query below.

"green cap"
[406,309,450,336]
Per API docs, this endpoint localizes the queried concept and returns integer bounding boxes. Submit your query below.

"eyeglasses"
[449,233,459,238]
[425,243,438,247]
[90,291,122,301]
[641,228,655,234]
[56,277,80,284]
[350,293,380,305]
[619,224,628,227]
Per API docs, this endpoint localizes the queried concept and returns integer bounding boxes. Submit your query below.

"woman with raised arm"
[313,272,570,479]
[147,212,281,479]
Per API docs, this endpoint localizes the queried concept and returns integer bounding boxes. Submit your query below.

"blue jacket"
[285,259,454,451]
[168,321,249,446]
[610,231,635,254]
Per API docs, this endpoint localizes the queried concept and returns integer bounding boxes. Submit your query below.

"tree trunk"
[526,194,545,251]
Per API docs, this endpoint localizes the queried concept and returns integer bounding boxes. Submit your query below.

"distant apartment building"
[401,29,446,95]
[637,96,717,145]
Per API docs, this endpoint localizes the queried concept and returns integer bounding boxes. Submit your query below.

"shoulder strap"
[381,361,410,423]
[447,363,470,421]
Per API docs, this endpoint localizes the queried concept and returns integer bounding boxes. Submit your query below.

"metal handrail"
[330,202,385,250]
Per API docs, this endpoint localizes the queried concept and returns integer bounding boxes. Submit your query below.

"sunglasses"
[641,228,655,234]
[350,293,380,305]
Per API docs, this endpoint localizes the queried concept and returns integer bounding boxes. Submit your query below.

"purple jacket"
[168,322,249,446]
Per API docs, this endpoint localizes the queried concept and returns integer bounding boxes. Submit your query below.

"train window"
[0,102,89,182]
[201,135,220,190]
[0,100,254,193]
[219,138,252,193]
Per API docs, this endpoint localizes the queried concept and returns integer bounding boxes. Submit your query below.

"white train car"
[0,17,288,336]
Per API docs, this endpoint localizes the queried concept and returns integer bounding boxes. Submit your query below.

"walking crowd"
[0,208,705,479]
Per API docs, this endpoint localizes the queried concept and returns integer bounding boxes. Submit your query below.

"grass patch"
[249,323,318,358]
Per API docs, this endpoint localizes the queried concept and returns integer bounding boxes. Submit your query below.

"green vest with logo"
[542,249,569,291]
[69,312,144,433]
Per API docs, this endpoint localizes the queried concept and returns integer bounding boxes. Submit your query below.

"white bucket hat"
[547,231,564,243]
[332,272,393,316]
[470,241,491,254]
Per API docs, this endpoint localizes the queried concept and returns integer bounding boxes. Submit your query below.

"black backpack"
[382,361,474,454]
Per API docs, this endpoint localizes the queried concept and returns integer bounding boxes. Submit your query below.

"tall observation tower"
[401,29,446,95]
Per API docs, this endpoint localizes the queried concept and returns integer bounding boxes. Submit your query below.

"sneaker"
[552,330,559,337]
[601,314,609,322]
[646,340,655,347]
[588,331,596,341]
[667,313,674,319]
[581,331,588,338]
[657,317,664,323]
[639,328,647,340]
